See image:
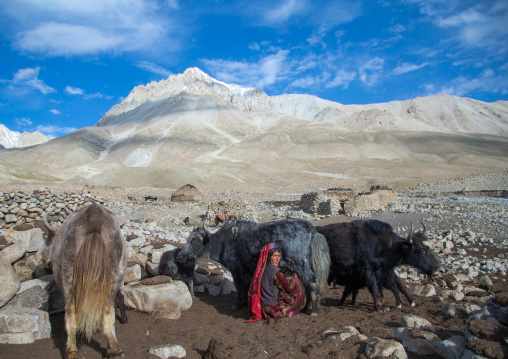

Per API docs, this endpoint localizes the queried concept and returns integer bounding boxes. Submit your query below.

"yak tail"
[72,232,112,342]
[310,231,330,290]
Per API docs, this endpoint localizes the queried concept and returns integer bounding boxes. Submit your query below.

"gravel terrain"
[0,170,507,359]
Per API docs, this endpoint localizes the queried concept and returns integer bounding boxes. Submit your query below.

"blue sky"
[0,0,507,138]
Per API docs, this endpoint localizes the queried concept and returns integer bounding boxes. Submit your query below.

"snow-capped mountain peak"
[97,67,273,126]
[0,124,52,148]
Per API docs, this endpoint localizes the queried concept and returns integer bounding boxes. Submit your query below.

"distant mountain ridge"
[0,67,506,192]
[98,67,508,137]
[0,124,52,148]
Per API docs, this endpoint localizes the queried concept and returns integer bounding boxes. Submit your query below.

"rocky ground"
[0,171,507,359]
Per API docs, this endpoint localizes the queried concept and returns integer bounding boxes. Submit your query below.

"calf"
[159,248,195,297]
[317,219,440,312]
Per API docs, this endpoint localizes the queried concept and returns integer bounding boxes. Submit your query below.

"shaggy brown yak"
[42,203,127,358]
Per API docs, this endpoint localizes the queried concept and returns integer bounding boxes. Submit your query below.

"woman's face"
[270,251,281,267]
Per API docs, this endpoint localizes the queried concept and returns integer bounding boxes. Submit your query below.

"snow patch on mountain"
[0,124,53,148]
[97,67,275,126]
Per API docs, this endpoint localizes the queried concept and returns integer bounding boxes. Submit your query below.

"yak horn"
[406,222,414,244]
[420,221,426,234]
[43,213,57,235]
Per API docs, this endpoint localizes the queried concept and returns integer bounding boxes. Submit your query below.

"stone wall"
[82,185,127,199]
[0,189,95,229]
[300,189,357,215]
[343,190,400,214]
[300,188,399,216]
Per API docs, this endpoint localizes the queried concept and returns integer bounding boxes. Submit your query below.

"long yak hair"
[72,232,113,341]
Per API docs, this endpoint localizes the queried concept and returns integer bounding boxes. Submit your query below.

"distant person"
[246,243,304,322]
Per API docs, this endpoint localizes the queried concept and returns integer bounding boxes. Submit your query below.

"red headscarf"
[246,242,278,323]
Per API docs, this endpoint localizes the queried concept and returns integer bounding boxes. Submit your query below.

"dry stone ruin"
[300,188,400,216]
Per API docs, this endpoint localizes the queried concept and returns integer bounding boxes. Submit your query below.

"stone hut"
[300,188,399,216]
[300,188,357,215]
[171,184,203,203]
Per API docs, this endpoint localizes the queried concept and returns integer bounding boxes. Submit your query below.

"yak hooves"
[107,348,124,358]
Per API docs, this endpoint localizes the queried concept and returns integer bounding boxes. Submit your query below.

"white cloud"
[84,93,114,100]
[392,62,429,75]
[64,85,112,100]
[11,67,55,94]
[249,42,260,51]
[261,0,307,25]
[65,86,84,95]
[359,58,385,86]
[326,69,357,88]
[17,22,124,56]
[49,109,61,115]
[203,49,290,89]
[413,1,508,54]
[36,124,77,137]
[389,24,406,33]
[428,69,508,97]
[14,117,32,127]
[134,61,172,78]
[3,0,179,57]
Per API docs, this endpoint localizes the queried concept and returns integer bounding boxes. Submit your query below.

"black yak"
[177,218,330,314]
[41,203,127,357]
[159,247,195,297]
[316,219,440,312]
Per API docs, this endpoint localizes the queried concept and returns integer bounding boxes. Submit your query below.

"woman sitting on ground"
[246,243,304,322]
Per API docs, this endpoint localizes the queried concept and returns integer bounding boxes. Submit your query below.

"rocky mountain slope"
[0,125,52,149]
[0,68,506,192]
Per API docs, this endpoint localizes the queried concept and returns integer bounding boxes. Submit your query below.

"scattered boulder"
[0,256,20,307]
[122,278,192,313]
[435,335,467,359]
[149,344,186,358]
[394,328,441,355]
[0,306,51,340]
[365,337,407,359]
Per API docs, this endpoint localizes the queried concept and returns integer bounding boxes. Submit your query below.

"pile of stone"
[0,189,95,229]
[0,189,233,345]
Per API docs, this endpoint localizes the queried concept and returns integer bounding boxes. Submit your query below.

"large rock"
[124,263,142,284]
[0,305,51,339]
[442,303,481,317]
[394,328,440,355]
[467,319,508,341]
[149,344,187,358]
[0,241,27,263]
[434,335,467,359]
[412,284,436,297]
[3,228,44,252]
[399,315,435,332]
[0,256,20,307]
[17,275,54,294]
[365,337,407,359]
[122,279,192,313]
[466,338,508,359]
[0,332,36,344]
[5,285,49,311]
